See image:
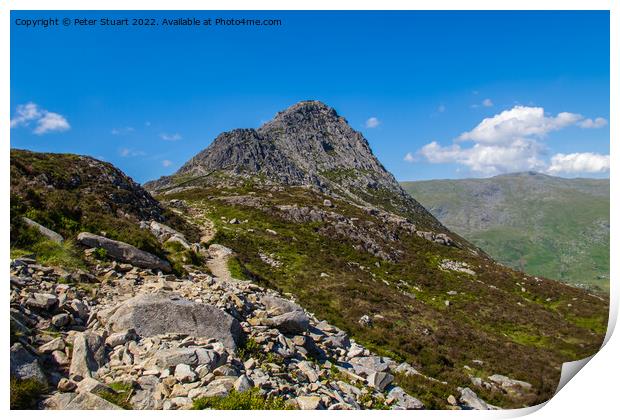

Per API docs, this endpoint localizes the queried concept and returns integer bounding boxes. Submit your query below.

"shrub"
[192,388,292,410]
[94,381,134,409]
[10,377,46,409]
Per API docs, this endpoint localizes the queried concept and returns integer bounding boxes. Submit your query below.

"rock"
[323,333,350,349]
[350,356,390,375]
[175,364,197,382]
[459,387,490,410]
[51,313,70,327]
[165,234,191,250]
[77,377,113,394]
[69,332,106,381]
[105,329,138,348]
[394,362,419,376]
[447,395,458,406]
[233,374,253,392]
[296,395,323,410]
[64,391,123,410]
[26,293,58,310]
[38,337,65,353]
[244,358,257,370]
[106,293,242,349]
[208,244,233,259]
[263,310,309,334]
[77,232,172,272]
[487,374,532,393]
[358,315,372,327]
[367,371,394,391]
[261,295,302,315]
[203,376,237,398]
[10,343,46,383]
[387,386,424,409]
[323,199,333,207]
[57,378,77,392]
[297,361,319,383]
[22,217,64,243]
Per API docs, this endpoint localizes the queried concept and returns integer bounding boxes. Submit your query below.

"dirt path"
[206,246,233,281]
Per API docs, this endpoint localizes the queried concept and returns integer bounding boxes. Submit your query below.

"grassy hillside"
[10,149,200,273]
[158,180,607,408]
[401,173,609,292]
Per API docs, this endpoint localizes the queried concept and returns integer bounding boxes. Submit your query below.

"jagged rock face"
[174,101,397,192]
[146,100,441,230]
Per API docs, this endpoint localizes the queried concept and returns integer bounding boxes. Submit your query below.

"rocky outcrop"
[10,253,439,411]
[104,293,243,349]
[22,217,64,243]
[77,232,172,272]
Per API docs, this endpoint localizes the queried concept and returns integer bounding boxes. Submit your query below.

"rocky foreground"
[10,234,508,410]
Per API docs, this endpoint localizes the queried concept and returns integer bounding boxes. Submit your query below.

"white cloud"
[578,117,608,129]
[160,132,183,141]
[403,152,416,162]
[547,153,610,175]
[162,159,173,167]
[458,106,582,145]
[437,105,446,113]
[11,102,70,134]
[482,98,493,107]
[418,140,546,175]
[413,105,609,176]
[365,117,380,128]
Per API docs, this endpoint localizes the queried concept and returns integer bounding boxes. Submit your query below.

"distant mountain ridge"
[401,172,610,291]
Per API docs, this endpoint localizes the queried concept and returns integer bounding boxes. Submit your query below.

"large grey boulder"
[106,293,242,349]
[22,217,64,243]
[77,232,171,272]
[263,310,309,334]
[69,332,106,381]
[10,343,46,383]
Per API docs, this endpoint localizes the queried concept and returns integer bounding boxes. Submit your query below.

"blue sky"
[11,11,610,183]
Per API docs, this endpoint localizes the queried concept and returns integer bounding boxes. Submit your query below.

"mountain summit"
[145,101,438,229]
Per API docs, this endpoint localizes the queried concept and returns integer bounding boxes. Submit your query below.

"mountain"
[401,172,609,291]
[144,100,442,234]
[9,103,608,410]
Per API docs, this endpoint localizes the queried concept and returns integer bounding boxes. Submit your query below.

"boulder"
[233,375,253,392]
[26,293,58,311]
[106,294,242,349]
[263,310,309,334]
[69,332,106,381]
[174,364,196,382]
[295,395,323,410]
[349,356,390,376]
[387,386,423,409]
[261,295,303,315]
[105,329,138,348]
[64,392,123,410]
[22,217,64,243]
[367,371,394,391]
[487,374,532,393]
[10,343,46,383]
[77,232,171,272]
[459,387,490,410]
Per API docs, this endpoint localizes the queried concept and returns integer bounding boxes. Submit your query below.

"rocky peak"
[146,101,440,230]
